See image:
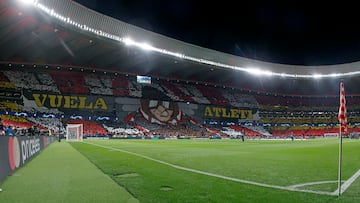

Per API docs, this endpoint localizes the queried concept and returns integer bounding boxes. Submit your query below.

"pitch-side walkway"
[0,141,139,203]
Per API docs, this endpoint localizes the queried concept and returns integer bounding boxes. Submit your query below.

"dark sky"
[73,0,360,66]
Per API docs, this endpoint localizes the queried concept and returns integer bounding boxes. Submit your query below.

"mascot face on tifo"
[149,100,174,122]
[140,99,182,125]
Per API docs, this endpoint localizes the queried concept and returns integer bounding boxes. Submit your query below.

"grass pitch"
[0,138,359,203]
[71,139,360,203]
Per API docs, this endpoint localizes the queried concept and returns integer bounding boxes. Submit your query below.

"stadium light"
[18,0,37,5]
[123,37,154,51]
[263,71,273,76]
[139,42,152,51]
[123,37,135,46]
[312,74,322,79]
[246,68,262,75]
[246,68,273,76]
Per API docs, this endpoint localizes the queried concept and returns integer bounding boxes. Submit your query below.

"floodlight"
[312,74,322,79]
[246,68,262,75]
[246,68,273,76]
[123,37,135,46]
[18,0,36,5]
[139,42,152,50]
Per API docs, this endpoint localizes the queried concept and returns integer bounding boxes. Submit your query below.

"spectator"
[241,129,245,142]
[5,126,14,136]
[28,126,34,136]
[33,126,39,135]
[0,118,4,136]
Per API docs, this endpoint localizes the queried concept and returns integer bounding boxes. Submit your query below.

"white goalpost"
[66,124,83,142]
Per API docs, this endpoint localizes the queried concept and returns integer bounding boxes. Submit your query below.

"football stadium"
[0,0,360,202]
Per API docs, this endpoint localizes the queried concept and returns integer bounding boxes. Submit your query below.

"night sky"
[73,0,360,66]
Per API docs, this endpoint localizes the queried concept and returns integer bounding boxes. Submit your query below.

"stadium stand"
[0,66,360,139]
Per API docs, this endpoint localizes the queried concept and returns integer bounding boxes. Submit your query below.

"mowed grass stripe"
[84,139,360,188]
[84,141,336,196]
[70,139,360,202]
[0,142,138,203]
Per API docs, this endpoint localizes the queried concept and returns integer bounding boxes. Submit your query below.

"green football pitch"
[0,138,359,203]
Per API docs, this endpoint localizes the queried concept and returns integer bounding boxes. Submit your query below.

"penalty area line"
[84,142,336,196]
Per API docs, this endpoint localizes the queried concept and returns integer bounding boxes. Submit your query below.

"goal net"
[324,132,339,138]
[66,124,83,142]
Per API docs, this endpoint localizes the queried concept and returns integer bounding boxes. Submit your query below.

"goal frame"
[66,124,83,142]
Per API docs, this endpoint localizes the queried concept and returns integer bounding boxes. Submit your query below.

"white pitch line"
[83,142,344,196]
[288,180,339,189]
[333,169,360,195]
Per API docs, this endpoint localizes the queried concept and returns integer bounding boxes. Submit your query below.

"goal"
[324,132,339,138]
[66,124,83,142]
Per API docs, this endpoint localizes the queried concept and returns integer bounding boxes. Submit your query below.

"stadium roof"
[1,0,360,96]
[74,1,360,66]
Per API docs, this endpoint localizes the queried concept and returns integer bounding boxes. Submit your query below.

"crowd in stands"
[0,66,360,139]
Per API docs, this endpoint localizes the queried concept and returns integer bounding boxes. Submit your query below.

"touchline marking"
[83,142,358,196]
